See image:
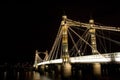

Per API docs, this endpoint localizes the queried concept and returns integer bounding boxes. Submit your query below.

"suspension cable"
[48,25,63,60]
[68,29,80,56]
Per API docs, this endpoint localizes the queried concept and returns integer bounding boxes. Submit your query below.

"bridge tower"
[89,19,101,76]
[61,15,72,77]
[89,19,98,54]
[33,50,39,70]
[33,50,47,71]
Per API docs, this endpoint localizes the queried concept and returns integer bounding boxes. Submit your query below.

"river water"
[0,63,120,80]
[0,70,120,80]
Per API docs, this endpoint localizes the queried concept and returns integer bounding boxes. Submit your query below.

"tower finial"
[62,10,67,20]
[89,12,94,24]
[62,15,67,20]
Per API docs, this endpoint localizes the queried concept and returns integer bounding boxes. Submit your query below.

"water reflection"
[4,71,7,80]
[1,69,120,80]
[33,71,40,80]
[33,71,52,80]
[17,72,19,80]
[1,71,53,80]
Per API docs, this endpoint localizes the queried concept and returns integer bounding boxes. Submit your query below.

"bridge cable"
[68,27,110,60]
[48,25,62,60]
[68,29,81,56]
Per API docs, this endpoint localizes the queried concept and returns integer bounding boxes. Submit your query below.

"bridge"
[33,15,120,77]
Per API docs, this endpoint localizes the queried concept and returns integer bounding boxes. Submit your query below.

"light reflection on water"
[1,71,54,80]
[0,70,120,80]
[33,71,52,80]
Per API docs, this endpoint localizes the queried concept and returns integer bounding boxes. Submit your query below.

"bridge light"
[63,31,67,34]
[89,19,94,24]
[89,29,95,33]
[45,65,48,68]
[65,49,68,52]
[92,41,95,44]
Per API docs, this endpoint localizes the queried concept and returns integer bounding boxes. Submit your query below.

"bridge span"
[36,52,120,66]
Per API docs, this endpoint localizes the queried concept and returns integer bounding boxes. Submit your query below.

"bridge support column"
[40,65,45,72]
[89,19,101,77]
[62,63,72,77]
[93,63,101,77]
[61,15,72,77]
[34,65,38,71]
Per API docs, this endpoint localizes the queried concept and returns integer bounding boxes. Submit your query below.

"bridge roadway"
[37,52,120,66]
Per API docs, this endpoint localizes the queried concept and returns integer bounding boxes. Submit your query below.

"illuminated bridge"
[33,15,120,76]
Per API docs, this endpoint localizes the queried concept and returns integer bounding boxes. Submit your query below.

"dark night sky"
[1,1,120,65]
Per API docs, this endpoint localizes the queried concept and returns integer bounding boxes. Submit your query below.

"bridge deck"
[36,52,120,66]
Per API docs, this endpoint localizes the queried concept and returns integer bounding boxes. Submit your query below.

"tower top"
[62,15,67,20]
[89,19,94,24]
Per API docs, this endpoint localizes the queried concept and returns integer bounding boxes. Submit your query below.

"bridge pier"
[89,19,102,77]
[93,63,101,77]
[41,65,45,71]
[61,15,72,77]
[61,62,72,77]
